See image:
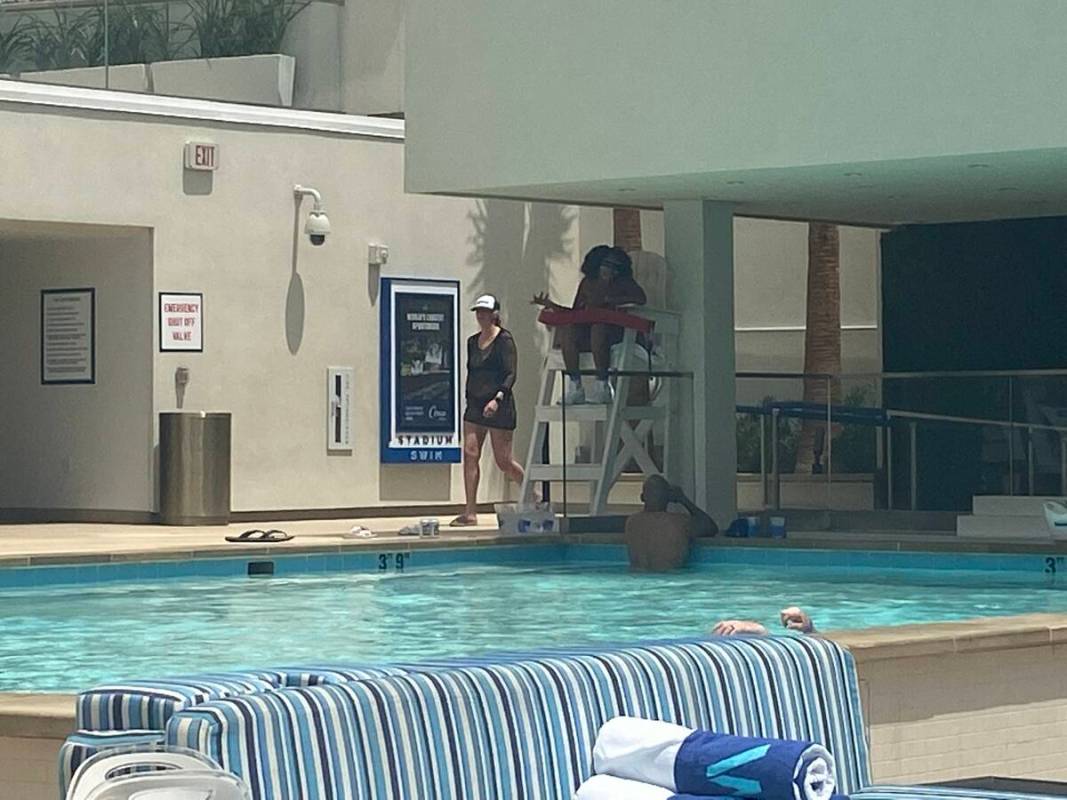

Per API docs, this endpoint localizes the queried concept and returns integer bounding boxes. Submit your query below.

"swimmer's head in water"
[641,474,672,512]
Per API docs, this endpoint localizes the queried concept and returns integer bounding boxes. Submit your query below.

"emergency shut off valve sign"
[159,292,203,352]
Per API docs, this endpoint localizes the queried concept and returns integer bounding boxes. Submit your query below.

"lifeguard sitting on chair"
[532,245,647,405]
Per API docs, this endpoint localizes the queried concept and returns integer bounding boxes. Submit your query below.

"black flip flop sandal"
[225,529,293,543]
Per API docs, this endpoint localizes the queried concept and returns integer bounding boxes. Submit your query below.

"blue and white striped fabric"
[76,672,278,732]
[166,637,871,800]
[57,729,164,797]
[75,665,406,731]
[264,664,408,688]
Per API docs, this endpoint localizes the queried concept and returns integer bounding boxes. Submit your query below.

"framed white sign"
[159,292,203,352]
[379,277,462,464]
[41,288,95,385]
[327,367,354,451]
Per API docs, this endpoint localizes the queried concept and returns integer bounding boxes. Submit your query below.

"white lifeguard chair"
[520,308,680,515]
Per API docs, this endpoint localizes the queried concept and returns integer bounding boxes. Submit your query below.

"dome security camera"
[294,184,330,246]
[305,209,331,246]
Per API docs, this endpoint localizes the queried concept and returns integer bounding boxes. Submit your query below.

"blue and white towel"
[593,717,839,800]
[574,774,702,799]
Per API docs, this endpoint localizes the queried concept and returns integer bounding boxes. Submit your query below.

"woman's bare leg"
[489,427,525,485]
[558,325,582,377]
[456,422,487,523]
[589,323,614,381]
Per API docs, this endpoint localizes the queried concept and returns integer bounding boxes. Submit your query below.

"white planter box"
[150,54,295,107]
[16,64,150,93]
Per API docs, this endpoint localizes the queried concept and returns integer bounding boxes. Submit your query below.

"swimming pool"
[2,544,1066,692]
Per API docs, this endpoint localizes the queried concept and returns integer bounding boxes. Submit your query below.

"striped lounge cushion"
[76,672,278,731]
[167,636,870,800]
[75,665,405,732]
[265,664,408,688]
[58,729,164,797]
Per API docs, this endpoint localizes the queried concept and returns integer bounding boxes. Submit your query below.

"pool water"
[2,562,1067,691]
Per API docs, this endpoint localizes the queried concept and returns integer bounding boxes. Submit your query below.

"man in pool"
[625,475,718,571]
[712,606,817,636]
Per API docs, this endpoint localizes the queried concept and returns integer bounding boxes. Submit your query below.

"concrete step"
[971,495,1063,517]
[956,513,1054,540]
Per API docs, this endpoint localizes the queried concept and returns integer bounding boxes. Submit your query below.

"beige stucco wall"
[0,734,62,800]
[835,616,1067,785]
[0,230,155,512]
[862,644,1067,783]
[405,0,1067,200]
[286,0,405,115]
[0,103,579,514]
[0,98,880,516]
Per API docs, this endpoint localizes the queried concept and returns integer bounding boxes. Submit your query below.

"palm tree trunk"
[795,223,842,474]
[613,208,642,252]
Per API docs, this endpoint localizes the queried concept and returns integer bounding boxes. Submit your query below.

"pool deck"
[4,518,1067,792]
[2,518,1067,727]
[4,612,1067,746]
[3,515,1067,566]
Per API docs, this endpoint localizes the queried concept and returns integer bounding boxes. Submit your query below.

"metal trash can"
[159,411,231,525]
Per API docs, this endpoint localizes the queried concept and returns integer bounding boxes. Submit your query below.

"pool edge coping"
[4,613,1067,739]
[4,531,1067,569]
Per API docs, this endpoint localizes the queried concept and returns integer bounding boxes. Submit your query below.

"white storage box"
[495,503,557,534]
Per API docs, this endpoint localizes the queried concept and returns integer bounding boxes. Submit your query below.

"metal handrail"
[887,408,1067,435]
[739,401,1067,512]
[739,368,1067,380]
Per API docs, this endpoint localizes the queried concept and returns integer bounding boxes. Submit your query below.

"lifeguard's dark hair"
[580,245,634,279]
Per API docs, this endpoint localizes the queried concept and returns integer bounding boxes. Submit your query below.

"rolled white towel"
[1044,501,1067,540]
[593,718,691,788]
[574,775,674,800]
[593,716,837,800]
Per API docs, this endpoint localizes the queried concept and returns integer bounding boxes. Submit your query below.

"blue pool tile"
[156,561,181,579]
[99,563,140,583]
[707,547,765,565]
[688,548,717,566]
[305,555,329,573]
[75,564,100,583]
[273,556,309,575]
[201,558,245,577]
[135,561,161,581]
[322,555,345,573]
[342,551,377,572]
[872,551,925,570]
[757,548,790,567]
[0,568,38,588]
[40,566,79,586]
[846,551,885,570]
[784,549,835,568]
[563,544,626,564]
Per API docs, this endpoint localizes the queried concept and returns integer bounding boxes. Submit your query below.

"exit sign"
[184,141,218,171]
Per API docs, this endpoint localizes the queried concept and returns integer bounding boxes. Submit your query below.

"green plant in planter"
[186,0,241,59]
[187,0,307,59]
[85,1,175,67]
[830,385,878,473]
[235,0,307,54]
[26,9,95,71]
[0,15,33,73]
[736,397,800,474]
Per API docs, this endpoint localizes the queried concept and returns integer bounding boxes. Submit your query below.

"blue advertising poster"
[380,278,462,463]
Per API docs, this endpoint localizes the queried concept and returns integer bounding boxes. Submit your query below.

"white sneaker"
[587,380,615,404]
[560,381,586,406]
